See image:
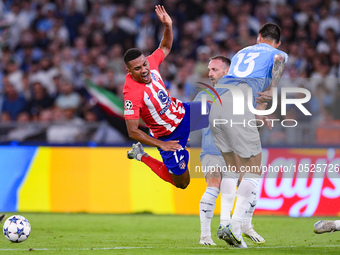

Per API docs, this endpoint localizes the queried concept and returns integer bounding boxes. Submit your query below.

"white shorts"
[201,154,225,178]
[209,83,262,158]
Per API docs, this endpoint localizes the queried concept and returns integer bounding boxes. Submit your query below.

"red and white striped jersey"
[123,49,186,138]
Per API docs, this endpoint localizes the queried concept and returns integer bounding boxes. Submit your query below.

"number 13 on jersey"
[233,52,260,77]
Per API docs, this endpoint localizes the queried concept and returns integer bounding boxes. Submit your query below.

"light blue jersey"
[195,43,288,160]
[217,43,288,103]
[194,91,221,161]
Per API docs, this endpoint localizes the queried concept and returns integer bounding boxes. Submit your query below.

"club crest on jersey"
[151,72,159,82]
[179,160,186,170]
[157,89,169,104]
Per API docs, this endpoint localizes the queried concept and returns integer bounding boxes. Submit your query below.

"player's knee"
[206,178,221,188]
[176,178,190,189]
[205,171,221,187]
[177,182,189,189]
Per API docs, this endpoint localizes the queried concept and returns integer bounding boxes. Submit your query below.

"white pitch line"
[253,244,340,249]
[1,244,340,251]
[188,244,340,249]
[0,247,153,251]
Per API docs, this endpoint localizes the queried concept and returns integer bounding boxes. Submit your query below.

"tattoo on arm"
[271,53,285,88]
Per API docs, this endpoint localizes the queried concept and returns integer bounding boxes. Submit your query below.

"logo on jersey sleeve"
[125,100,133,110]
[124,100,134,115]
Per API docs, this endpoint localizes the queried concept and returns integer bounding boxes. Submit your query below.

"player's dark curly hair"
[123,48,143,66]
[259,23,281,44]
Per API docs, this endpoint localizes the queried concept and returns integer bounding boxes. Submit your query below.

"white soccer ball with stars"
[3,215,31,243]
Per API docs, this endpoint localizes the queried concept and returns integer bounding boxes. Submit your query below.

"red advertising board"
[256,148,340,216]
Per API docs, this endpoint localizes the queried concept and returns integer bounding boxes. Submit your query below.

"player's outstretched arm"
[256,53,285,103]
[126,119,182,151]
[155,5,173,58]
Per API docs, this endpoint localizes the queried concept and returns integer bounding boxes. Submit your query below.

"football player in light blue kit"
[197,56,265,246]
[196,56,231,245]
[209,23,288,248]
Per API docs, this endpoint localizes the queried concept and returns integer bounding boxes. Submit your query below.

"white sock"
[200,186,219,238]
[242,197,257,231]
[335,220,340,230]
[220,177,237,226]
[232,176,259,235]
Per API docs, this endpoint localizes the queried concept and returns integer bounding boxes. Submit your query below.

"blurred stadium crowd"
[0,0,339,145]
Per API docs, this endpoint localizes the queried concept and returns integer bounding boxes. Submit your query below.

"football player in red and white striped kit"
[123,5,208,189]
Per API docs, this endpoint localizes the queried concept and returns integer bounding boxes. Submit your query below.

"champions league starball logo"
[125,100,133,110]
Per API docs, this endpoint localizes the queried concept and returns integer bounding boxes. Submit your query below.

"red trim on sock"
[141,155,176,186]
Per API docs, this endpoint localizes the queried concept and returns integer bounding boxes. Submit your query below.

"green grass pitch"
[0,213,339,254]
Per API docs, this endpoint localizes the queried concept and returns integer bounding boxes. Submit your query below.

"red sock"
[141,155,176,187]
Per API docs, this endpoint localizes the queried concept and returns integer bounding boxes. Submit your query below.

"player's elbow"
[127,129,139,140]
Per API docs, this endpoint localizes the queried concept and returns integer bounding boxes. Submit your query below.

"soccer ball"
[3,215,31,243]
